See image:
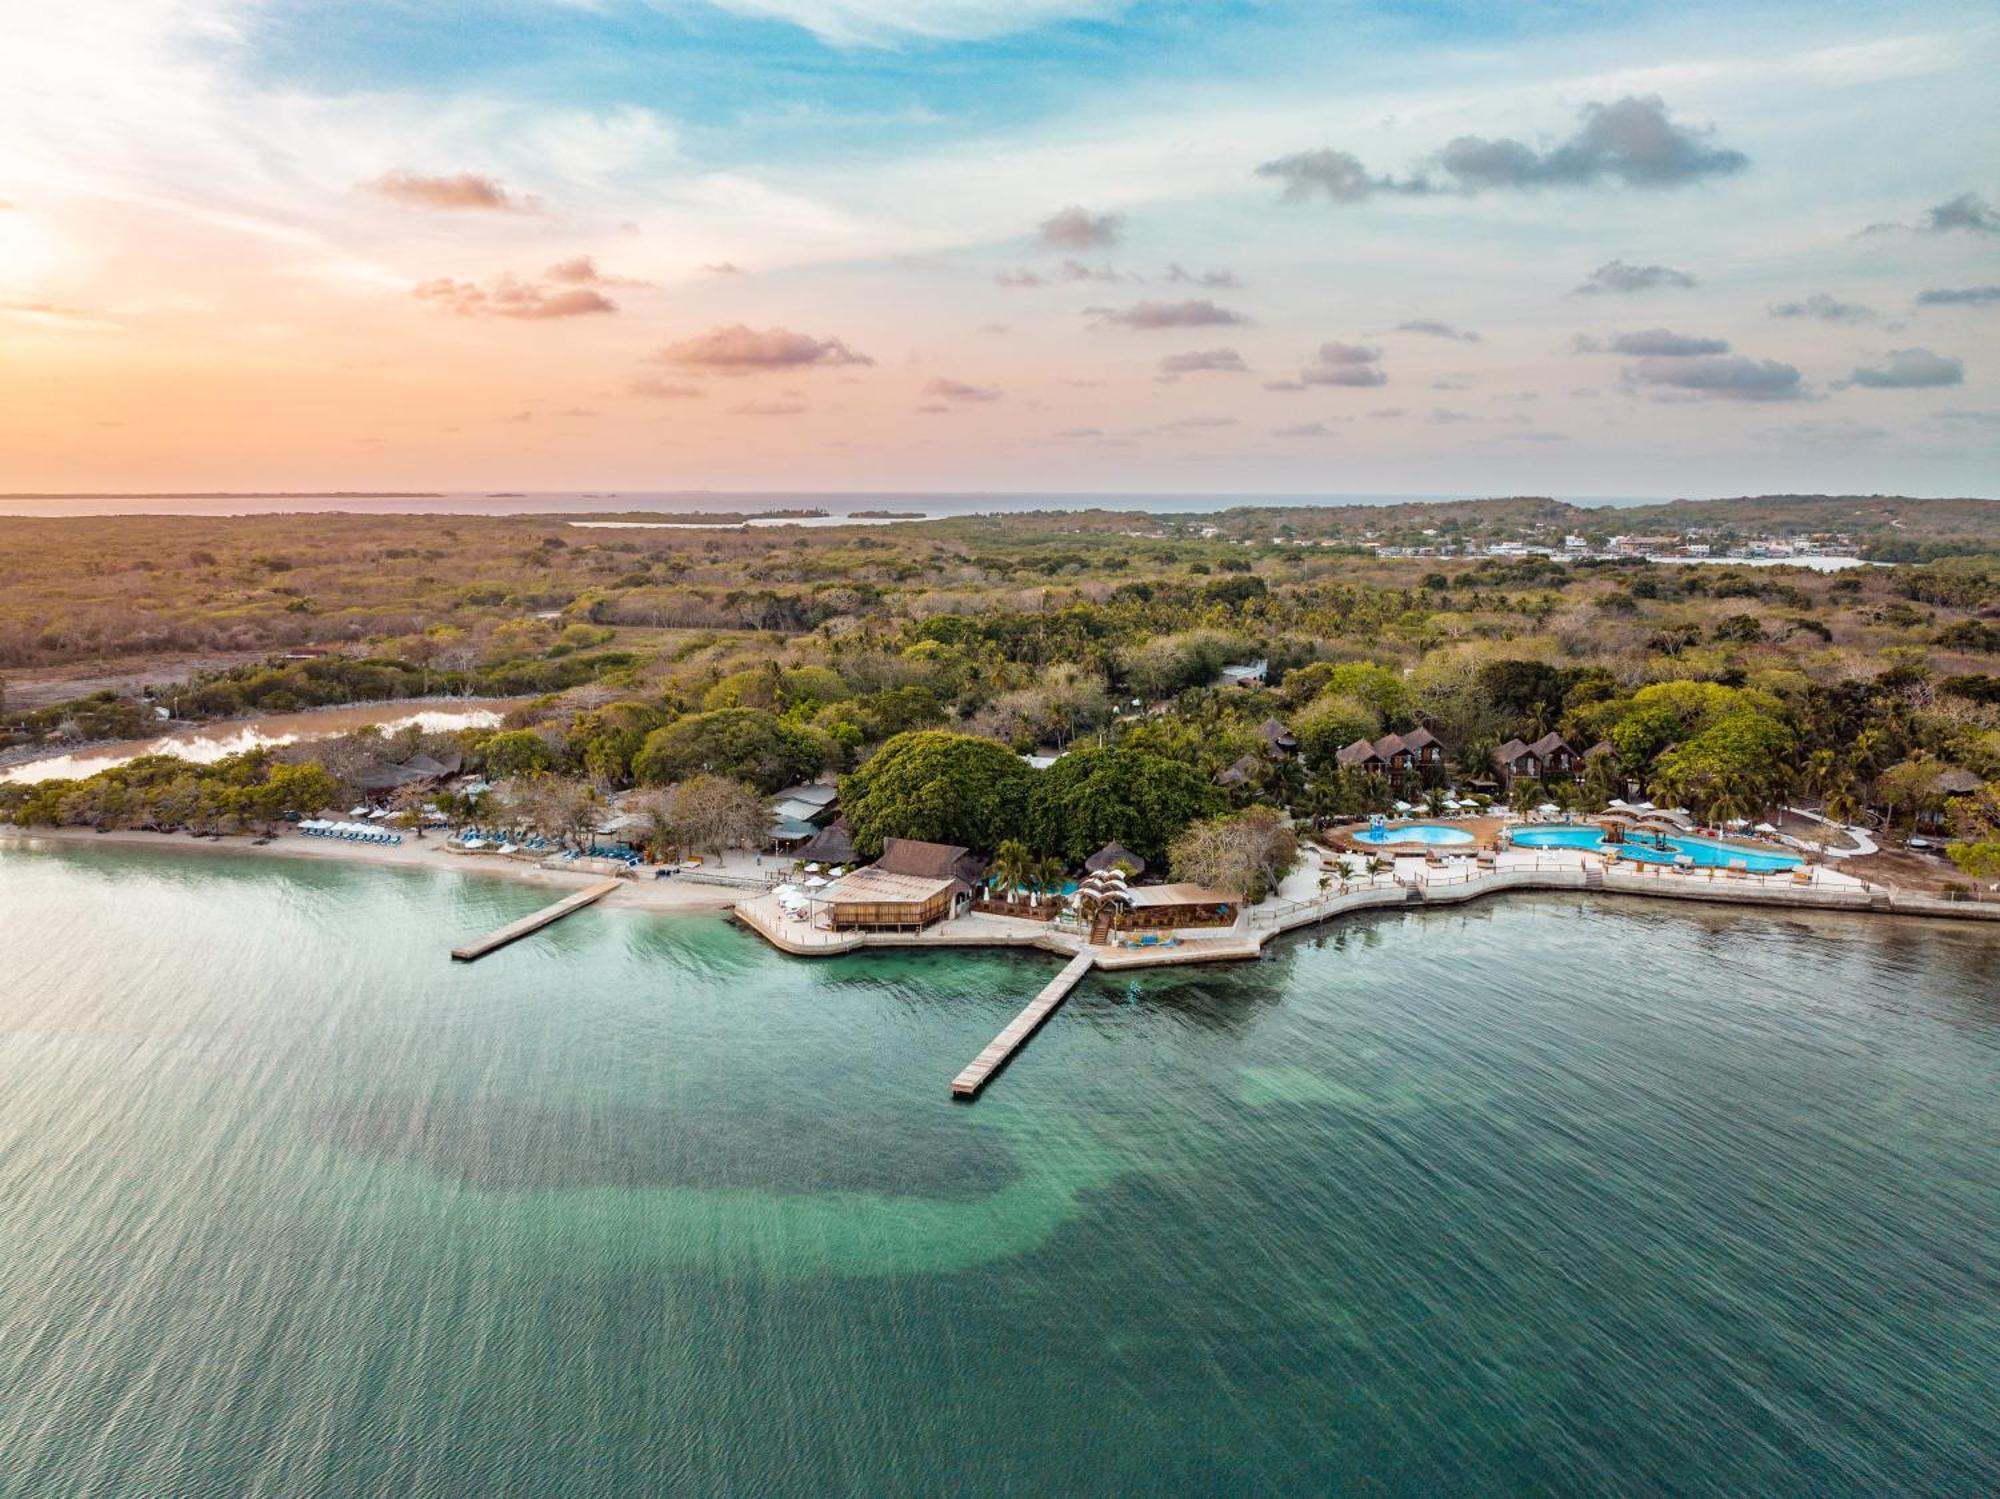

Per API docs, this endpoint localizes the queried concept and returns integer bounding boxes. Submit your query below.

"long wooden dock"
[451,878,623,961]
[951,951,1095,1098]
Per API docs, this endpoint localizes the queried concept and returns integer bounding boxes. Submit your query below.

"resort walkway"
[951,951,1096,1098]
[451,877,623,960]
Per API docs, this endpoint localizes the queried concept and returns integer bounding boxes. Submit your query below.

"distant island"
[0,491,445,500]
[848,509,927,520]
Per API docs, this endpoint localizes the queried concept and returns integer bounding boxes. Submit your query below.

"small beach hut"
[1084,841,1147,877]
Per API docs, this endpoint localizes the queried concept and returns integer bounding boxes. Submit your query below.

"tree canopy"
[632,708,825,793]
[839,730,1035,856]
[1024,744,1222,866]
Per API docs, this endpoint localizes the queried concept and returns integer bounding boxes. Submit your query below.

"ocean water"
[0,490,1669,519]
[1,841,1995,1496]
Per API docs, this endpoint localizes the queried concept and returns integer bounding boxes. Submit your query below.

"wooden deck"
[951,951,1095,1099]
[450,878,623,961]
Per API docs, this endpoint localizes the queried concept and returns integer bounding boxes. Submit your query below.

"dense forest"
[3,498,1997,882]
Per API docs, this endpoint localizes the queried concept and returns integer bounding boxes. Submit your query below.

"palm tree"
[990,838,1031,906]
[1030,854,1067,908]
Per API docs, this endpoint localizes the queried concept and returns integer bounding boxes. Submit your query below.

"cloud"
[1261,96,1746,204]
[995,267,1047,287]
[1578,328,1730,356]
[1924,192,1998,234]
[1253,148,1418,203]
[1933,409,2000,426]
[1299,341,1386,386]
[699,261,745,274]
[1847,348,1963,388]
[1916,285,2000,306]
[1629,354,1806,401]
[1863,192,2000,236]
[1436,96,1747,190]
[655,324,872,372]
[628,375,704,399]
[1086,299,1245,329]
[923,376,1001,402]
[1273,422,1339,438]
[1158,348,1248,376]
[1038,204,1123,249]
[545,256,653,289]
[1165,264,1240,288]
[915,403,951,414]
[1053,426,1103,439]
[1262,380,1307,391]
[730,399,809,416]
[365,170,537,212]
[412,276,617,319]
[1396,318,1480,343]
[996,259,1119,287]
[1770,293,1873,323]
[1573,260,1698,295]
[1429,407,1479,424]
[1159,415,1237,431]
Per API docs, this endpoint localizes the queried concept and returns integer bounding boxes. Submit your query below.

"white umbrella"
[1393,800,1412,813]
[1754,822,1778,834]
[802,875,828,888]
[804,862,821,873]
[1538,803,1560,815]
[1724,817,1749,829]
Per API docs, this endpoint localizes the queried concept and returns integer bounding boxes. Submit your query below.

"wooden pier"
[451,878,623,961]
[951,951,1095,1098]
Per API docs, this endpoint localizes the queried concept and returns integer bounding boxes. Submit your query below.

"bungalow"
[793,817,856,866]
[1219,659,1268,688]
[817,837,981,931]
[1218,754,1264,788]
[1334,729,1448,784]
[1491,732,1581,788]
[1259,717,1298,756]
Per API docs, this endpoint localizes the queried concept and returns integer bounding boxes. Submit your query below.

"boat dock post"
[951,950,1095,1098]
[450,878,623,961]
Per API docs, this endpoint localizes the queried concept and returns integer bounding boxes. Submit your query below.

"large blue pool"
[1350,823,1475,847]
[1511,824,1800,872]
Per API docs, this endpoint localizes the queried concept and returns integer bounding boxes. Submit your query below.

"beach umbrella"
[1393,800,1412,812]
[1538,802,1560,815]
[1724,817,1749,829]
[802,875,828,888]
[1754,822,1778,835]
[803,862,821,873]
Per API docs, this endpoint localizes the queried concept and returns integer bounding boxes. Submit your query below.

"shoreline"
[1,694,527,778]
[0,824,743,915]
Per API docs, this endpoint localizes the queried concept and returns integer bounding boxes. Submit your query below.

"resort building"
[1217,754,1265,789]
[1333,728,1448,784]
[1084,841,1147,877]
[1219,659,1268,687]
[1104,883,1240,931]
[792,817,856,866]
[815,837,981,931]
[1491,732,1582,788]
[1259,718,1298,756]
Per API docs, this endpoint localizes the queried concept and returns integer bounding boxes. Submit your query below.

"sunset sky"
[4,0,1996,496]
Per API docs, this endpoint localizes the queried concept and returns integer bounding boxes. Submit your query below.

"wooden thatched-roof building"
[1084,841,1147,876]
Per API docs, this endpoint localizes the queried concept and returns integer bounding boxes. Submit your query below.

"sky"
[2,0,1997,497]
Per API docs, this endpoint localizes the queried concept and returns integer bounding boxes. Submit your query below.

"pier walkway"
[451,877,623,961]
[951,951,1096,1098]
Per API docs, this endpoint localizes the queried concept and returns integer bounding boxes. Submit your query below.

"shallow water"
[1,842,1996,1495]
[2,700,521,784]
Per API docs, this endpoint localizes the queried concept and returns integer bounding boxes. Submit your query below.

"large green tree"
[839,730,1035,856]
[632,708,826,794]
[1024,744,1222,866]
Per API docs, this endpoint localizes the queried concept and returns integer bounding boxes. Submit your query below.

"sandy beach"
[0,823,748,915]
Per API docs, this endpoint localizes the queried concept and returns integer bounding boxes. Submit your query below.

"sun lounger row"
[298,819,402,845]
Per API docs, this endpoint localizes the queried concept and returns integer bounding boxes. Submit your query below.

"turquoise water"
[1351,823,1475,846]
[1512,823,1801,871]
[2,840,1996,1495]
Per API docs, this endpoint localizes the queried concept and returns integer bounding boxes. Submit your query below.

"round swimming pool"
[1510,823,1800,872]
[1350,823,1475,847]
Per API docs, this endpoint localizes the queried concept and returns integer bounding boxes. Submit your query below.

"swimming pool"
[1510,824,1800,872]
[1350,823,1475,847]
